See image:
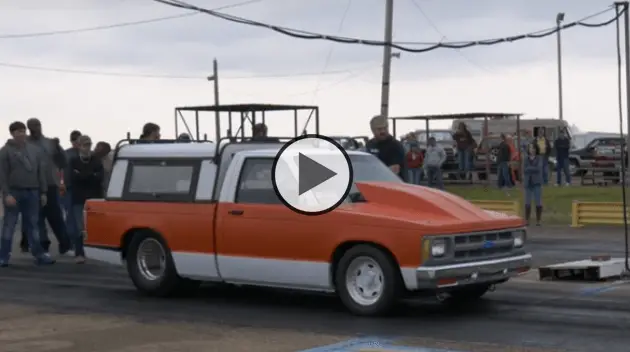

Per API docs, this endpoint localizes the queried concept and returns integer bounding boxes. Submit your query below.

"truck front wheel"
[335,245,402,316]
[126,232,199,297]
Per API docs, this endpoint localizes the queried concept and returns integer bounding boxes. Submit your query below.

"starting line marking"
[298,338,463,352]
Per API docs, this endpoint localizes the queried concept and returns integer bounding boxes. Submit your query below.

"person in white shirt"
[423,137,447,189]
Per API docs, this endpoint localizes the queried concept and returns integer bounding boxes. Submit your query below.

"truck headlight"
[513,230,525,248]
[431,238,447,257]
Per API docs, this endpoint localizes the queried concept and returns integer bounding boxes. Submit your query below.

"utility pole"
[379,0,394,119]
[623,3,630,164]
[556,12,565,121]
[207,58,221,142]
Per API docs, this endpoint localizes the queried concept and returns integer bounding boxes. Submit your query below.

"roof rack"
[112,132,213,161]
[174,103,320,143]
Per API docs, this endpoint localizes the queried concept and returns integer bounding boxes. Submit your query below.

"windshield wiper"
[348,192,366,203]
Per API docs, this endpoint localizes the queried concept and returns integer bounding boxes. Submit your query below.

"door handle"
[228,209,244,216]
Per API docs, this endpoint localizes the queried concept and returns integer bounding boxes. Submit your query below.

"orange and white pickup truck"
[84,139,531,316]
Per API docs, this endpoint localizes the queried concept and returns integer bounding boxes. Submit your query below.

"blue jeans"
[39,186,71,253]
[497,162,513,188]
[62,190,77,249]
[541,157,549,185]
[457,148,471,173]
[0,189,47,262]
[525,185,542,207]
[407,168,423,185]
[556,157,572,185]
[425,166,444,190]
[71,203,86,257]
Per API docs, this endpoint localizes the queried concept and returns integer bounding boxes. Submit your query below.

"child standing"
[69,135,104,263]
[405,132,424,185]
[524,143,544,225]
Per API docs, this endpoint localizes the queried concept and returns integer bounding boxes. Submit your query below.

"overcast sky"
[0,0,622,146]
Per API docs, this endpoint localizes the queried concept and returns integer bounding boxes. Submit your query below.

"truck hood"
[344,182,524,233]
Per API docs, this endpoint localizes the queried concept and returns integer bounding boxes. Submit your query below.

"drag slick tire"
[335,244,402,316]
[126,231,200,297]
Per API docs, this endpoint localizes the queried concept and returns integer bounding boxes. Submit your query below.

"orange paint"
[85,182,524,269]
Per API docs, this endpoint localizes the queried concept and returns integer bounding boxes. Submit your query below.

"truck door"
[215,156,332,290]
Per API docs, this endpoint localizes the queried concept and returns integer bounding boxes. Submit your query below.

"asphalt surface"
[1,226,630,352]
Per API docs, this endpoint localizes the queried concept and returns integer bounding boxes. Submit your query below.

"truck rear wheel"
[126,232,199,297]
[335,245,401,316]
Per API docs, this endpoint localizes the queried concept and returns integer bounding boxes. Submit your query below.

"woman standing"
[69,135,104,263]
[524,143,544,226]
[453,122,476,180]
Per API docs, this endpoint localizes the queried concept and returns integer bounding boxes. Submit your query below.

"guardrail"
[470,200,520,217]
[580,167,621,185]
[571,201,629,227]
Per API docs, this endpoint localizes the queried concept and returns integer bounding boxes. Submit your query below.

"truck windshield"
[344,154,403,203]
[285,153,402,204]
[349,154,403,183]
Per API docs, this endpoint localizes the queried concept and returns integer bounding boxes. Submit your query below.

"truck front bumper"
[415,253,532,289]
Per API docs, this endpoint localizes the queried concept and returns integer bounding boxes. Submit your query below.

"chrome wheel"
[136,238,166,281]
[345,256,384,306]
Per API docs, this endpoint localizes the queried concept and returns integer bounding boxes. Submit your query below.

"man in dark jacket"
[62,130,82,249]
[24,118,71,255]
[365,115,406,180]
[554,128,572,186]
[69,135,104,263]
[0,121,55,266]
[497,134,513,189]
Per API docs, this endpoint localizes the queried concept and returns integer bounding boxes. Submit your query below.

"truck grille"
[452,231,515,259]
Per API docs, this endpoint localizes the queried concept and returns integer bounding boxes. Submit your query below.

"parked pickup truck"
[84,138,532,316]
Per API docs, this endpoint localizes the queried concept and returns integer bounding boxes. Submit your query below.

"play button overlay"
[272,134,353,216]
[298,153,337,195]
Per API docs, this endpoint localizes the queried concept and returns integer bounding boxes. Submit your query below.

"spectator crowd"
[0,119,169,267]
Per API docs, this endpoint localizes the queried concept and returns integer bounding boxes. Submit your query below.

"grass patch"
[446,185,626,224]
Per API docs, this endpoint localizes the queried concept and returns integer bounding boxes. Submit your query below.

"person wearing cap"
[25,118,71,255]
[69,135,104,263]
[0,121,55,266]
[365,116,406,180]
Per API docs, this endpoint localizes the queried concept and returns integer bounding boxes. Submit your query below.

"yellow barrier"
[470,200,520,217]
[571,201,630,227]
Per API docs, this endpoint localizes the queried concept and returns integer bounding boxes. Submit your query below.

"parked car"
[569,137,626,176]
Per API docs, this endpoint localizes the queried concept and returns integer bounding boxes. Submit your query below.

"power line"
[152,0,622,53]
[408,0,492,73]
[0,0,261,39]
[0,61,370,80]
[312,0,353,100]
[291,63,382,97]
